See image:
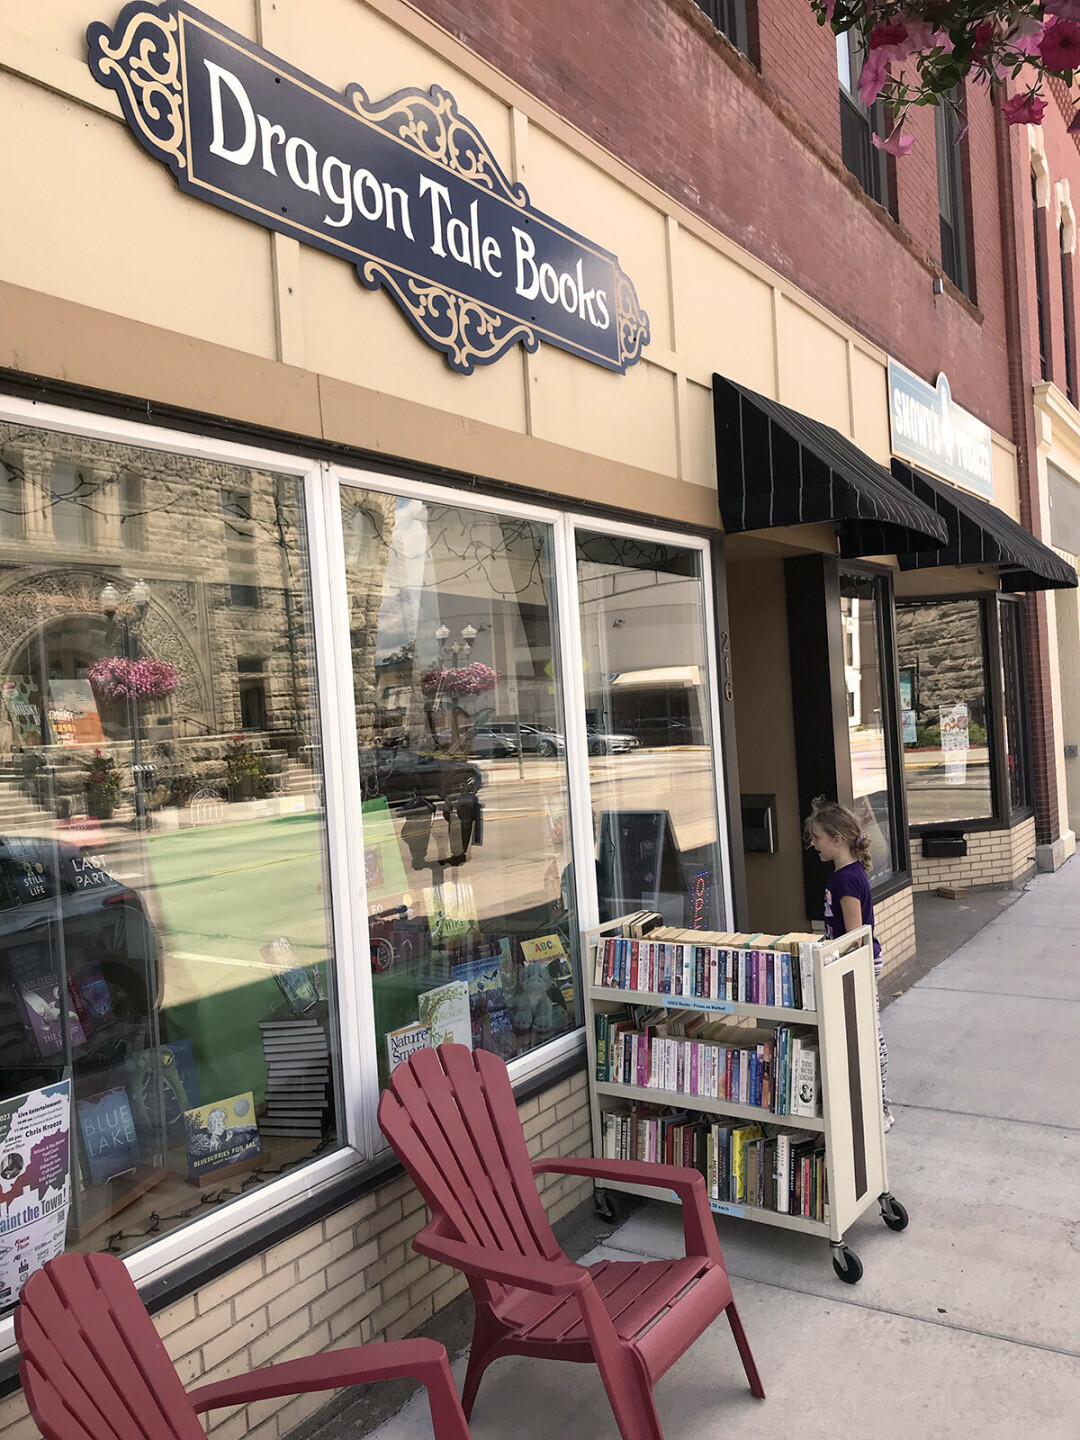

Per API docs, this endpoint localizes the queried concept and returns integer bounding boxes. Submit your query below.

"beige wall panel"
[850,347,891,465]
[675,230,774,393]
[726,557,808,933]
[684,379,718,491]
[529,348,678,479]
[0,76,276,358]
[257,0,513,172]
[4,0,256,66]
[777,300,850,433]
[524,127,672,353]
[991,438,1021,520]
[298,246,528,432]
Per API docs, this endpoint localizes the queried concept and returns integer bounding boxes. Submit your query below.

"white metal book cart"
[583,918,909,1282]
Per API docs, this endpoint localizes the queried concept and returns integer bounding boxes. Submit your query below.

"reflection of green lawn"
[145,814,333,1107]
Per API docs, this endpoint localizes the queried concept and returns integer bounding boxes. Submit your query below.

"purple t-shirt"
[824,862,882,958]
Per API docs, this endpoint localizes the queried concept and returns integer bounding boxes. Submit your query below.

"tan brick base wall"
[909,816,1037,893]
[874,885,916,985]
[0,1071,592,1440]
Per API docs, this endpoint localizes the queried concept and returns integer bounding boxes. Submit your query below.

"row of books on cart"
[595,1006,821,1118]
[600,1105,829,1221]
[592,916,820,1009]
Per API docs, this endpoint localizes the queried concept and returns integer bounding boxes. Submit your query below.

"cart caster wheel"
[593,1189,620,1223]
[880,1194,909,1232]
[831,1246,863,1284]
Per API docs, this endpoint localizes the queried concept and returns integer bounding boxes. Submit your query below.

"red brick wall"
[413,0,1014,436]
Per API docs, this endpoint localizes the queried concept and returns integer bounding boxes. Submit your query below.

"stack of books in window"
[600,1107,828,1221]
[593,927,819,1009]
[259,1018,331,1140]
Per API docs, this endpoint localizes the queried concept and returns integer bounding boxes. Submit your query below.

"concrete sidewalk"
[311,862,1080,1440]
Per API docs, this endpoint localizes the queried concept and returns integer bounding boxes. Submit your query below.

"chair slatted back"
[15,1253,206,1440]
[379,1045,562,1280]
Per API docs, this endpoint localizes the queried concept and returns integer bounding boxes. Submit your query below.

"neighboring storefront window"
[341,488,579,1082]
[999,598,1031,813]
[839,572,902,885]
[576,532,725,928]
[0,421,341,1292]
[896,599,993,825]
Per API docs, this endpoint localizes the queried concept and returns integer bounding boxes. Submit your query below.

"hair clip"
[857,832,868,845]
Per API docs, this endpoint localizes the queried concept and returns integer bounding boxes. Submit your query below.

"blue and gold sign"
[87,2,650,375]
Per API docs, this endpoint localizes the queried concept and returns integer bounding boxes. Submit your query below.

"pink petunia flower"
[860,48,891,106]
[1039,17,1080,71]
[1044,0,1080,23]
[1002,91,1048,125]
[872,128,915,157]
[869,23,910,51]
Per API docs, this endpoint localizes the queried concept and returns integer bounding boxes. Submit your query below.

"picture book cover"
[75,1087,140,1188]
[260,936,320,1015]
[384,1021,432,1074]
[184,1092,262,1179]
[9,946,87,1057]
[126,1039,200,1143]
[450,956,509,1012]
[417,980,472,1048]
[74,960,113,1026]
[422,881,478,946]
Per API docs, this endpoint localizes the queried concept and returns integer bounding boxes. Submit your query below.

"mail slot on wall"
[921,829,967,858]
[741,794,776,854]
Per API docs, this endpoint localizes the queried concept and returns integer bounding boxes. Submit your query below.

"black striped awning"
[891,460,1078,591]
[713,374,949,558]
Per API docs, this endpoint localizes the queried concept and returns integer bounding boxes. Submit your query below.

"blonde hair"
[803,796,872,875]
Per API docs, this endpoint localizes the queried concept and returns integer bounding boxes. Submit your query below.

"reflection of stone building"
[0,422,316,812]
[896,601,986,736]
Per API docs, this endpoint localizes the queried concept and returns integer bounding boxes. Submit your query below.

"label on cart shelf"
[710,1201,745,1218]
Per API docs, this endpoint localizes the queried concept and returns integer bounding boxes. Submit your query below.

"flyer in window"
[0,1080,71,1310]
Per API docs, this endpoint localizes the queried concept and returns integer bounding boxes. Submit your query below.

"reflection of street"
[85,748,721,1006]
[903,746,992,824]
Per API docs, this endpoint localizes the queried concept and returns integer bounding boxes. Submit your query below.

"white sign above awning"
[888,360,994,501]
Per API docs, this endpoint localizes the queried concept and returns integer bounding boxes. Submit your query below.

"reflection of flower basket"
[85,749,123,819]
[420,663,499,699]
[86,657,178,703]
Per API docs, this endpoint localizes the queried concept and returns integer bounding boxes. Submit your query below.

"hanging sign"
[87,2,650,376]
[888,361,994,500]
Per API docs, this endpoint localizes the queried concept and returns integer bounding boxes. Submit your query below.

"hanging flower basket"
[420,663,499,698]
[86,657,179,702]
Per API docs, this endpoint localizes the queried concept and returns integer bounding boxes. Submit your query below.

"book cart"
[583,917,909,1282]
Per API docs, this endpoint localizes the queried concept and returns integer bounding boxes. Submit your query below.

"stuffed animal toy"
[514,961,555,1033]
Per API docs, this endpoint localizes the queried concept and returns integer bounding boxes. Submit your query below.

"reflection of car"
[586,726,640,755]
[358,746,482,804]
[630,717,699,746]
[485,723,565,757]
[469,727,521,758]
[0,835,161,1090]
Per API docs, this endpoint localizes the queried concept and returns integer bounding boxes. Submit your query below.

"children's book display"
[259,1016,331,1140]
[184,1092,262,1185]
[584,912,909,1283]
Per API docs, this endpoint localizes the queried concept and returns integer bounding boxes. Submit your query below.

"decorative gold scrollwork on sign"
[349,84,528,208]
[615,269,651,371]
[87,7,186,170]
[360,262,538,374]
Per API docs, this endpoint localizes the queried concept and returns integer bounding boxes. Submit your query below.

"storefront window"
[341,488,578,1083]
[896,599,993,825]
[839,572,900,885]
[999,599,1031,813]
[0,421,340,1297]
[575,532,724,928]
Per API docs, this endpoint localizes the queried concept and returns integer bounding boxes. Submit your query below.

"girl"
[803,797,893,1132]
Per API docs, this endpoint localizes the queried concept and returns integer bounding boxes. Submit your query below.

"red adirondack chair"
[15,1250,471,1440]
[378,1043,765,1440]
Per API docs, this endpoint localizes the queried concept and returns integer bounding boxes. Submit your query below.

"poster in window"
[184,1093,262,1179]
[940,702,970,786]
[46,680,107,747]
[0,1081,71,1309]
[1,675,42,748]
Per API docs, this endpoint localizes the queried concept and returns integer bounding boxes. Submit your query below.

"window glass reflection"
[341,491,578,1084]
[897,599,993,824]
[840,574,897,884]
[0,422,340,1295]
[575,532,723,929]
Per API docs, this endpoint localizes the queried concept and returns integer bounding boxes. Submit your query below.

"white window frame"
[0,396,733,1364]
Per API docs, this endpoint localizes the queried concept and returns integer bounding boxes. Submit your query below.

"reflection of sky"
[375,499,430,662]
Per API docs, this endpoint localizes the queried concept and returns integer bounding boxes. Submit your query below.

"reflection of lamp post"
[101,579,150,829]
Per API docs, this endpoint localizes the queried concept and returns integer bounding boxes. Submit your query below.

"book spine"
[595,1013,608,1081]
[694,946,705,999]
[798,941,816,1010]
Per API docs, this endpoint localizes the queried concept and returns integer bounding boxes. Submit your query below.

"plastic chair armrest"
[189,1339,448,1412]
[531,1157,722,1260]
